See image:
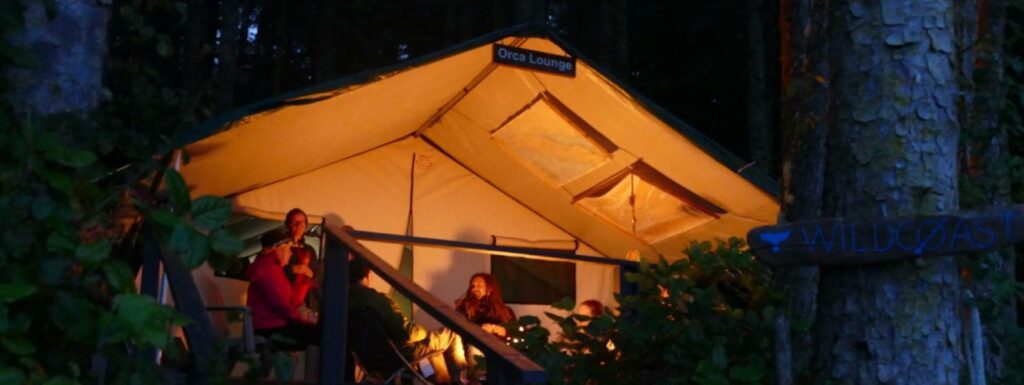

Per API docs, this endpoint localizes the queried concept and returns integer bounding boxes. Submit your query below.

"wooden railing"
[348,229,641,296]
[319,225,547,385]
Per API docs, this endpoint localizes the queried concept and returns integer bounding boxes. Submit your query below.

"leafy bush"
[0,2,245,384]
[509,238,777,385]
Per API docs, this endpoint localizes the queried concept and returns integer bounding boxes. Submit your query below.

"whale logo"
[759,231,791,253]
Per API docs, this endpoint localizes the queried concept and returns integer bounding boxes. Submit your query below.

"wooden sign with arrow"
[747,205,1024,266]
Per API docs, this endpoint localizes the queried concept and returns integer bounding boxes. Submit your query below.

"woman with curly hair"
[454,273,516,337]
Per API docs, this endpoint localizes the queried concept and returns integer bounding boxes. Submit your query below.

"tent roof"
[177,24,779,260]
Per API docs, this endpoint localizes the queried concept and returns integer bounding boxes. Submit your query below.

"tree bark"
[313,0,338,82]
[955,0,1014,381]
[777,0,829,381]
[270,0,288,95]
[6,0,109,115]
[182,0,210,122]
[492,0,507,29]
[596,0,628,77]
[747,0,773,174]
[515,0,545,25]
[215,0,240,111]
[444,0,458,45]
[813,1,963,383]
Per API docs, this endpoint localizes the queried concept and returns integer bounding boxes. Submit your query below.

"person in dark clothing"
[285,246,316,310]
[246,229,317,349]
[454,273,516,337]
[284,208,321,310]
[348,259,466,383]
[454,273,516,377]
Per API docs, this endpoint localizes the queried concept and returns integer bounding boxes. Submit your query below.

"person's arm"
[368,292,426,343]
[290,275,313,308]
[259,266,308,323]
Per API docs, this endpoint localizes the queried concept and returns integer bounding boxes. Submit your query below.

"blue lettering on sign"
[895,221,916,252]
[873,223,896,252]
[789,211,1015,255]
[948,219,974,248]
[973,221,995,248]
[914,218,948,255]
[849,223,868,253]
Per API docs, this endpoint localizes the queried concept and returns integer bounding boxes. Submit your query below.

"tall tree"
[776,0,829,382]
[812,1,962,383]
[215,0,241,111]
[7,1,109,115]
[182,0,211,123]
[747,0,773,174]
[515,0,545,25]
[956,0,1014,381]
[597,0,629,77]
[313,0,338,82]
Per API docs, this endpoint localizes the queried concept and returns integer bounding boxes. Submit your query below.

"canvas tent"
[176,25,779,330]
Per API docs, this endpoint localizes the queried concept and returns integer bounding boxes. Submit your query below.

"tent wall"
[232,137,617,331]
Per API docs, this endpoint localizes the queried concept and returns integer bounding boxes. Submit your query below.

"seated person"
[348,259,466,383]
[454,273,516,337]
[454,273,516,377]
[563,299,615,354]
[285,246,317,312]
[246,229,318,349]
[575,299,604,328]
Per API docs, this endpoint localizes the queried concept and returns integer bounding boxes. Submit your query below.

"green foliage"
[958,2,1024,384]
[0,1,244,384]
[509,238,777,385]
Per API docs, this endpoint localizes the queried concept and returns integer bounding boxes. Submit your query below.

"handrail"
[323,225,547,384]
[349,229,640,268]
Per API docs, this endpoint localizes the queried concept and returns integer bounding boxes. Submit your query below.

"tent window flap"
[574,163,725,243]
[491,93,614,186]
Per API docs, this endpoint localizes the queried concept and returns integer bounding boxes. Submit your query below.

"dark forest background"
[7,0,1024,384]
[114,0,776,174]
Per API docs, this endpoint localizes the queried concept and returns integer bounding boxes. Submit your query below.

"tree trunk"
[7,1,109,115]
[444,0,458,45]
[747,0,772,174]
[271,0,288,95]
[216,0,240,111]
[313,0,338,82]
[776,0,829,381]
[458,0,476,41]
[515,0,545,25]
[182,0,210,122]
[956,0,1014,381]
[492,0,507,29]
[813,1,963,383]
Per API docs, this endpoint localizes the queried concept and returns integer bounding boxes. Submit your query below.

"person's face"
[470,277,489,300]
[577,304,596,318]
[286,213,308,242]
[576,304,595,327]
[274,242,294,266]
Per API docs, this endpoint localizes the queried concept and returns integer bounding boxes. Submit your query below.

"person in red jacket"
[247,229,318,349]
[286,246,316,309]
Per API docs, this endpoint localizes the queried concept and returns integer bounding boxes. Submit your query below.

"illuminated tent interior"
[176,25,779,330]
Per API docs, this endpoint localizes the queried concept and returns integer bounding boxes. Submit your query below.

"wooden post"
[619,264,638,297]
[141,227,216,385]
[965,289,987,385]
[138,232,162,364]
[319,232,351,385]
[487,354,519,385]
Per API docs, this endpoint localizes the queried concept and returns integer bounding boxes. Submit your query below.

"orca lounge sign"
[747,205,1024,266]
[493,44,576,76]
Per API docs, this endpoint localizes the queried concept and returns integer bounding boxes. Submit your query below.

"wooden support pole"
[619,264,638,297]
[319,232,351,385]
